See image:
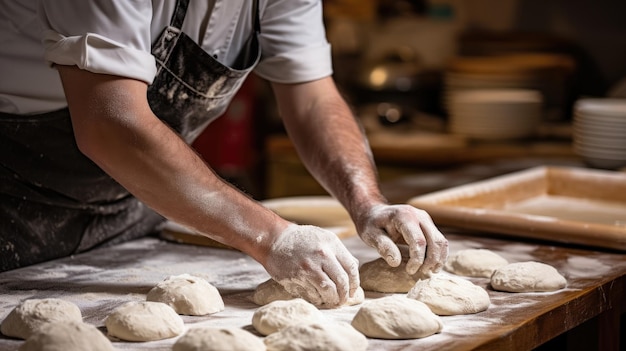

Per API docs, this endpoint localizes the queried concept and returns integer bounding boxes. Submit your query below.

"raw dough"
[264,322,367,351]
[351,295,443,339]
[105,301,184,342]
[173,327,265,351]
[407,274,490,315]
[1,298,82,340]
[444,249,509,278]
[19,321,114,351]
[147,274,224,316]
[491,261,567,292]
[252,298,325,336]
[359,256,425,293]
[252,279,364,308]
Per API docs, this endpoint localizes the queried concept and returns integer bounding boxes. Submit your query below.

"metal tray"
[409,166,626,251]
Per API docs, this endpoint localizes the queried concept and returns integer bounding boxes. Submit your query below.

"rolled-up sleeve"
[39,0,157,84]
[255,0,333,84]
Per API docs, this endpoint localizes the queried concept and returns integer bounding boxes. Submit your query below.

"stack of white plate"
[447,89,543,140]
[573,98,626,169]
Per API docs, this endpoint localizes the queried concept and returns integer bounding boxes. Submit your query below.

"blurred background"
[192,0,626,200]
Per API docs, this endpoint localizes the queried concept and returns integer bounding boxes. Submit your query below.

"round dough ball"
[105,301,184,342]
[407,274,490,315]
[351,295,443,339]
[147,274,224,316]
[491,261,567,293]
[359,257,423,293]
[252,279,364,309]
[1,298,82,340]
[444,249,508,278]
[19,321,114,351]
[173,327,265,351]
[252,298,324,336]
[264,322,367,351]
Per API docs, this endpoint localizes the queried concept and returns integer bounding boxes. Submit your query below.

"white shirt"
[0,0,332,114]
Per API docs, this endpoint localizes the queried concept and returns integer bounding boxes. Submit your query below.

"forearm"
[58,66,285,263]
[274,78,387,221]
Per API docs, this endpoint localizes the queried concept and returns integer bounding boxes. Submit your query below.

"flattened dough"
[252,279,364,309]
[1,298,82,340]
[105,301,184,342]
[147,274,224,316]
[252,298,324,336]
[359,257,425,293]
[444,249,508,278]
[491,261,567,292]
[351,295,443,339]
[407,274,490,315]
[173,327,265,351]
[264,322,367,351]
[19,321,114,351]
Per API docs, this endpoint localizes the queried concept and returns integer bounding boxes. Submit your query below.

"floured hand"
[264,224,360,307]
[356,204,448,276]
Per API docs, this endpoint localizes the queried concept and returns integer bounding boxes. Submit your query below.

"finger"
[337,253,360,297]
[305,264,340,307]
[362,230,402,267]
[418,221,449,276]
[322,257,350,305]
[281,278,324,306]
[393,219,426,275]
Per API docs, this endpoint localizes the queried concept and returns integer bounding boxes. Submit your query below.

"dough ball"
[264,322,367,351]
[407,274,490,315]
[105,301,184,342]
[490,261,567,293]
[147,274,224,316]
[252,298,324,336]
[173,327,265,351]
[444,249,509,278]
[351,295,443,339]
[19,321,114,351]
[1,298,82,340]
[252,279,364,309]
[359,257,424,293]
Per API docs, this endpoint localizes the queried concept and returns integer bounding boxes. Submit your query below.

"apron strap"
[170,0,190,29]
[253,0,261,33]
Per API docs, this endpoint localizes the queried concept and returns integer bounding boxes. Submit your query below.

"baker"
[0,0,448,306]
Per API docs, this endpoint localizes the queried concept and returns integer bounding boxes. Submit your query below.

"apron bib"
[0,0,260,272]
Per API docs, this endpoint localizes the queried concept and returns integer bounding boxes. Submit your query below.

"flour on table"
[444,249,508,278]
[264,322,367,351]
[19,321,114,351]
[351,295,443,339]
[490,261,567,292]
[407,274,490,315]
[252,298,325,336]
[0,298,82,340]
[173,327,265,351]
[252,279,364,309]
[359,256,425,293]
[105,301,184,342]
[147,273,224,316]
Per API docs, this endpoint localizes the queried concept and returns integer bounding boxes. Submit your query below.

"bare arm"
[272,76,448,275]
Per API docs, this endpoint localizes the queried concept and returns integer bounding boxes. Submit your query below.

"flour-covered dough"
[1,298,82,340]
[252,279,364,308]
[444,249,508,278]
[105,301,184,342]
[264,322,367,351]
[359,257,425,293]
[491,261,567,292]
[173,327,265,351]
[351,295,443,339]
[19,321,114,351]
[407,274,490,315]
[147,274,224,316]
[252,298,324,336]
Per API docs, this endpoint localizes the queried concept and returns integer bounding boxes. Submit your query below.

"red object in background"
[192,76,257,175]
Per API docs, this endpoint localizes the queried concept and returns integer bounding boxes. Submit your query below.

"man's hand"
[264,224,360,307]
[356,204,448,277]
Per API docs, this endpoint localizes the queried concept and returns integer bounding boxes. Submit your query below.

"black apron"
[0,0,261,272]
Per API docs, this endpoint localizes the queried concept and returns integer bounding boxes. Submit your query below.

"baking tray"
[408,166,626,251]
